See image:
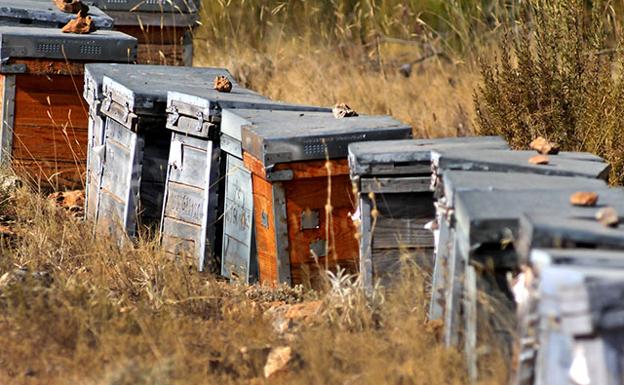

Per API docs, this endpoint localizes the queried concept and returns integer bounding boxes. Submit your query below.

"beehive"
[347,136,508,292]
[520,248,624,385]
[429,171,607,321]
[91,66,233,241]
[86,0,199,66]
[445,185,623,382]
[0,26,136,188]
[231,111,412,287]
[0,0,113,29]
[161,95,330,275]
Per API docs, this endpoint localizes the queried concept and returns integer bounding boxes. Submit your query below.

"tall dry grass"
[0,180,506,385]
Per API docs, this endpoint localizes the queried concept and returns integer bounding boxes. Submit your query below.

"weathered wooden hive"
[161,89,327,275]
[86,0,199,66]
[442,184,623,382]
[347,136,508,292]
[0,26,137,188]
[91,66,234,240]
[234,111,412,287]
[0,0,113,29]
[520,248,624,385]
[429,171,608,320]
[84,64,165,221]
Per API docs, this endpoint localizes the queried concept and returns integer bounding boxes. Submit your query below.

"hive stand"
[93,66,233,242]
[238,111,412,287]
[86,0,199,66]
[0,26,136,188]
[0,0,113,29]
[347,136,509,293]
[162,89,328,274]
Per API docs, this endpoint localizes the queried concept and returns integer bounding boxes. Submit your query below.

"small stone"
[332,103,358,119]
[214,76,233,93]
[528,154,549,165]
[530,136,560,155]
[570,192,599,207]
[596,207,619,227]
[264,346,293,378]
[61,15,94,34]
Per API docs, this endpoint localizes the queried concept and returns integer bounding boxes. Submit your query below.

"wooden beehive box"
[0,26,136,189]
[348,136,509,292]
[163,89,332,276]
[233,111,412,287]
[522,248,624,385]
[429,171,607,321]
[87,0,199,66]
[91,66,232,241]
[445,186,624,382]
[0,0,114,29]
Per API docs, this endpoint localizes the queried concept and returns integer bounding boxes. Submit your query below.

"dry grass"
[0,183,502,385]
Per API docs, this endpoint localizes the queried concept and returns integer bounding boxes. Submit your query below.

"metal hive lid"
[453,187,624,247]
[0,26,137,63]
[441,171,608,207]
[348,136,508,176]
[221,105,333,141]
[84,63,165,106]
[530,248,624,271]
[517,213,624,263]
[237,109,412,165]
[0,0,114,29]
[85,0,197,13]
[101,10,199,27]
[433,149,610,180]
[102,66,236,117]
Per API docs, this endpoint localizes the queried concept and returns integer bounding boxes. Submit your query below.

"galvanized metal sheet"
[221,155,254,281]
[235,109,412,165]
[517,214,624,264]
[101,10,199,27]
[160,133,220,271]
[0,0,113,29]
[85,0,197,13]
[85,110,104,220]
[349,136,509,177]
[95,117,142,238]
[102,67,234,119]
[432,150,610,181]
[0,27,137,63]
[441,171,608,209]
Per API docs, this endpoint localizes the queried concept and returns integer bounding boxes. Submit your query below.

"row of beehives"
[352,137,624,385]
[83,64,624,385]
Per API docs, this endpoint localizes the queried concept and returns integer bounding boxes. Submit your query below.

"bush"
[475,0,624,184]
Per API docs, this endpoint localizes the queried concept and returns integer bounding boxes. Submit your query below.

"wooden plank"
[284,174,358,284]
[275,158,351,179]
[116,25,188,45]
[161,216,201,256]
[429,218,452,321]
[375,191,436,218]
[161,181,204,226]
[100,139,132,201]
[359,195,374,293]
[6,58,85,76]
[0,74,15,164]
[248,170,279,284]
[11,159,84,188]
[464,265,478,385]
[444,239,464,347]
[96,188,127,241]
[372,247,434,287]
[166,135,209,188]
[11,74,88,187]
[372,217,434,249]
[360,176,431,193]
[136,43,186,66]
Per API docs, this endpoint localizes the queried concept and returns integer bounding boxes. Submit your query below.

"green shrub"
[475,0,624,184]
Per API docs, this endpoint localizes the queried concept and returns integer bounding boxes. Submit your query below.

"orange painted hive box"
[88,0,199,66]
[0,26,137,188]
[234,109,412,287]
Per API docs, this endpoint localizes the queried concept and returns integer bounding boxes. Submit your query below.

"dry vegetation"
[3,0,621,383]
